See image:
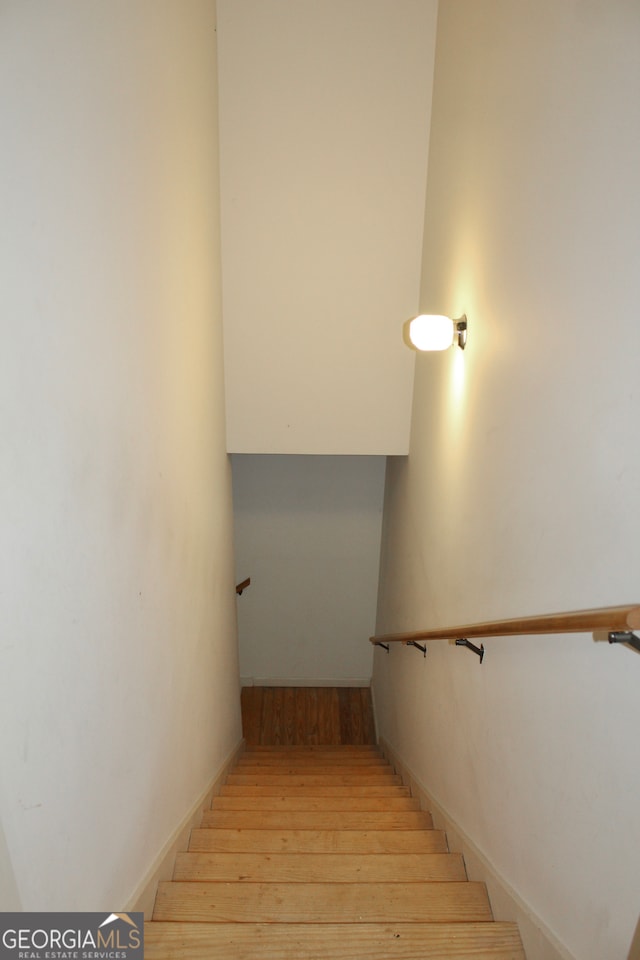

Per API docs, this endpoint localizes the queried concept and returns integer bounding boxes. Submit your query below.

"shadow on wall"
[0,815,21,910]
[628,916,640,960]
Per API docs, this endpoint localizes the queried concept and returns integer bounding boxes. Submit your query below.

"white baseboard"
[240,677,371,687]
[379,738,575,960]
[369,682,380,744]
[125,738,245,919]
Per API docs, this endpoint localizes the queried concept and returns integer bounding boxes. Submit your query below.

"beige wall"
[0,1,241,910]
[217,0,438,455]
[373,3,640,960]
[233,455,384,685]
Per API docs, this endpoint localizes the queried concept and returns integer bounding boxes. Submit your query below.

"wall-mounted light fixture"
[405,314,468,351]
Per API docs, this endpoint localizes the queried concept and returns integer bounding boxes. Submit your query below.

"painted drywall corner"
[127,738,244,920]
[379,738,575,960]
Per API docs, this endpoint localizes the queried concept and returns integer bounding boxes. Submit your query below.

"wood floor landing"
[241,685,376,745]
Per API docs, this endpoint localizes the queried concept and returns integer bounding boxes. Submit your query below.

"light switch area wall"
[233,456,386,685]
[217,0,438,454]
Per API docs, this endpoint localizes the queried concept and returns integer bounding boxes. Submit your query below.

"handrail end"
[626,606,640,630]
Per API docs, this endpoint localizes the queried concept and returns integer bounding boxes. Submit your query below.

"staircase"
[145,744,526,958]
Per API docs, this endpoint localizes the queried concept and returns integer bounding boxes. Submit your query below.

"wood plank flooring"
[146,745,527,959]
[241,686,376,745]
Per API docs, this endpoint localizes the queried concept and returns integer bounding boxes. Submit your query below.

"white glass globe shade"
[408,314,454,351]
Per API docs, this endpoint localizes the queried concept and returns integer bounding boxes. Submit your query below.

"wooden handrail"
[235,577,251,596]
[370,604,640,645]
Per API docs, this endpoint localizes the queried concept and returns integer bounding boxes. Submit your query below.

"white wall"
[0,0,241,911]
[217,0,438,455]
[233,456,385,684]
[373,3,640,960]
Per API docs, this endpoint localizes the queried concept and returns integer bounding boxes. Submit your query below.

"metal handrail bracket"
[608,631,640,654]
[455,638,485,663]
[406,640,427,657]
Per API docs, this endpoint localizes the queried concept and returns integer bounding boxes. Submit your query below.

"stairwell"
[145,741,526,958]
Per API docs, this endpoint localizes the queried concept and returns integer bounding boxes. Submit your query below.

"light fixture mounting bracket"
[455,315,468,350]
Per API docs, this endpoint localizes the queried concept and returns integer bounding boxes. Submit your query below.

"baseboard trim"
[240,677,371,687]
[125,737,245,919]
[379,737,575,960]
[369,681,380,744]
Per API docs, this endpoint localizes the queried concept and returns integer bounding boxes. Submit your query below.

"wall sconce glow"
[406,314,468,351]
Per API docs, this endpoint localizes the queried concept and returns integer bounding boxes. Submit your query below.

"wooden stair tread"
[148,717,526,957]
[234,764,393,776]
[153,880,493,923]
[189,828,448,854]
[212,796,419,812]
[242,747,381,758]
[226,774,402,786]
[243,744,381,752]
[174,851,466,882]
[236,756,388,766]
[201,810,434,830]
[144,921,526,959]
[220,783,411,797]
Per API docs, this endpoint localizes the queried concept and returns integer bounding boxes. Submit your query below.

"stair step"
[174,851,466,882]
[144,921,526,959]
[189,828,448,854]
[238,746,385,763]
[242,743,382,757]
[226,773,402,787]
[212,796,419,812]
[236,755,388,766]
[153,880,493,923]
[235,764,392,777]
[148,713,527,958]
[201,810,433,830]
[220,783,411,797]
